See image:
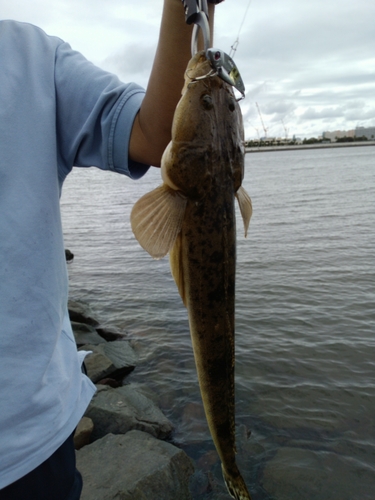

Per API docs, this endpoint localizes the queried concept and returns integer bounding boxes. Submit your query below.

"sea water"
[61,146,375,499]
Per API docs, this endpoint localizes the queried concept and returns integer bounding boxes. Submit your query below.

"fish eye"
[201,94,213,110]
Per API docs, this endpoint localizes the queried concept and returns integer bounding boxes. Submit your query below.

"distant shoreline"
[245,141,375,153]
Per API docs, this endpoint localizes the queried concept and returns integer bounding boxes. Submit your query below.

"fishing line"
[229,0,252,59]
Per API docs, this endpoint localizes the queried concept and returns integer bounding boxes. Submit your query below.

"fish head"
[161,51,245,200]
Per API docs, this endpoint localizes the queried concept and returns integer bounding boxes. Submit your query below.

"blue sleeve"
[54,41,149,181]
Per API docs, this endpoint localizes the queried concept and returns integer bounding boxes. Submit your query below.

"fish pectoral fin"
[131,184,187,260]
[235,186,252,238]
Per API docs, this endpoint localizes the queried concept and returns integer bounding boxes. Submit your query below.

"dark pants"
[0,431,82,500]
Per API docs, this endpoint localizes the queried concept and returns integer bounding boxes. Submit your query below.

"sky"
[2,0,375,140]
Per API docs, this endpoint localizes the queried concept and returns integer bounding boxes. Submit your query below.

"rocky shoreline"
[68,294,264,500]
[69,299,236,500]
[65,225,256,500]
[69,299,195,499]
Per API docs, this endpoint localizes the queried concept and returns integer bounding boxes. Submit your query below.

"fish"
[130,51,253,500]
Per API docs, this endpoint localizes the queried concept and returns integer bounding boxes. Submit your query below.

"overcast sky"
[3,0,375,139]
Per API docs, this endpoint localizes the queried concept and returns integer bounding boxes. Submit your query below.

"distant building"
[355,126,375,140]
[260,137,276,142]
[292,135,302,144]
[322,130,355,141]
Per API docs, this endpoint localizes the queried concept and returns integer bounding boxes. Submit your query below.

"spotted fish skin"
[131,51,252,500]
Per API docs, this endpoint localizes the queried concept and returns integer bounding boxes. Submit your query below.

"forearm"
[129,0,215,167]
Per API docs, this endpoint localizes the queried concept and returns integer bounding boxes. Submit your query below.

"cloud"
[214,0,375,137]
[345,106,375,123]
[101,43,156,88]
[3,0,375,138]
[299,107,344,120]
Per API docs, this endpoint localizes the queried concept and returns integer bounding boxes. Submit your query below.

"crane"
[256,102,268,140]
[281,119,289,141]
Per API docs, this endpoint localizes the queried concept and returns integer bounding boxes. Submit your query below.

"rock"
[96,327,127,342]
[197,449,219,472]
[97,378,121,388]
[65,249,74,262]
[78,341,137,383]
[189,470,211,497]
[85,385,174,440]
[126,383,161,405]
[72,322,106,346]
[74,417,94,450]
[101,340,137,369]
[68,300,99,327]
[180,402,210,442]
[211,494,232,500]
[82,350,114,383]
[76,431,194,500]
[205,471,232,499]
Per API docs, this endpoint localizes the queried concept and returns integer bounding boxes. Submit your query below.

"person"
[0,1,223,498]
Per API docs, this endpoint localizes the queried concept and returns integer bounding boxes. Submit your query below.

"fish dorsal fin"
[235,186,252,237]
[169,232,187,306]
[131,184,187,260]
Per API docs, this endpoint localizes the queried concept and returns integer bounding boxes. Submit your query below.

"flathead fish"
[131,51,253,500]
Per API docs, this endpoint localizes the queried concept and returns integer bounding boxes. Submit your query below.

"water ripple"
[61,147,375,499]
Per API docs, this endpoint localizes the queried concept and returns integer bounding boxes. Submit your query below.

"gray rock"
[72,322,106,346]
[79,348,115,383]
[189,470,210,497]
[74,417,94,450]
[78,341,137,383]
[95,327,127,342]
[101,340,137,368]
[68,300,99,327]
[126,383,161,405]
[76,431,194,500]
[85,384,173,440]
[65,249,74,262]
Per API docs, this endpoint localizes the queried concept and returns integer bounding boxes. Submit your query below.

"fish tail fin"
[222,464,252,500]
